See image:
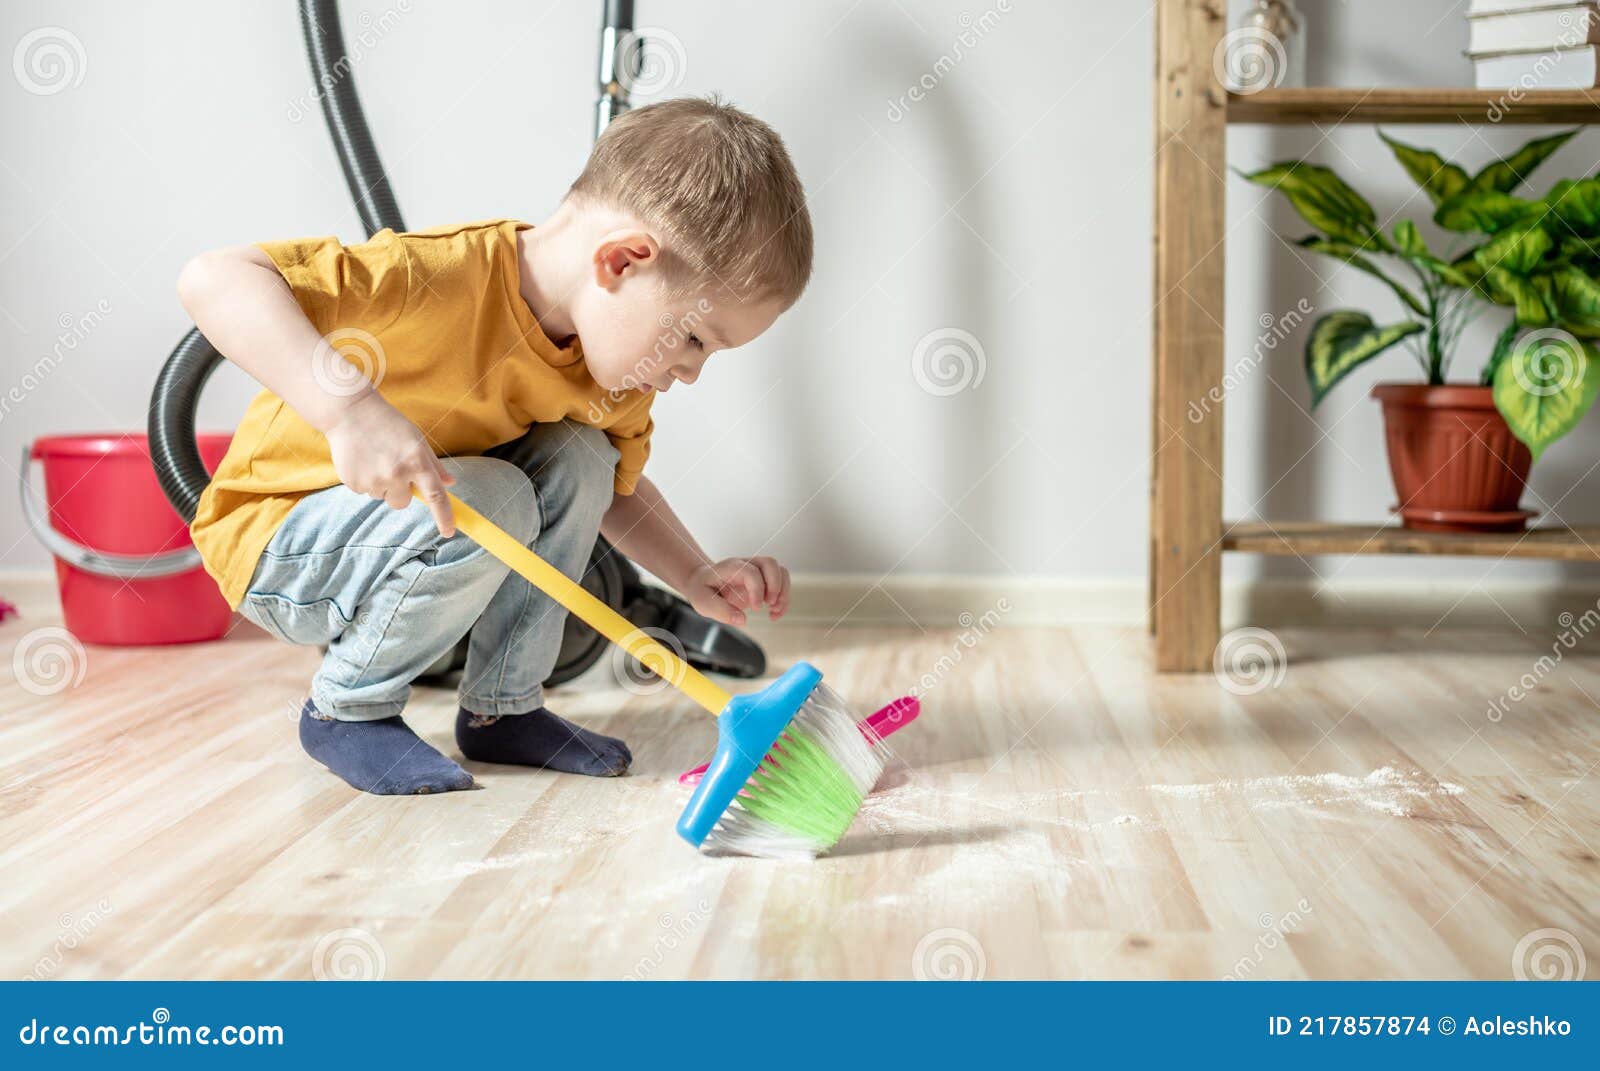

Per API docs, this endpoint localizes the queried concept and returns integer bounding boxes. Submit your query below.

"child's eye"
[687,334,704,350]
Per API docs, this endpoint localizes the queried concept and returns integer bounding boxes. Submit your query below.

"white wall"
[2,0,1598,603]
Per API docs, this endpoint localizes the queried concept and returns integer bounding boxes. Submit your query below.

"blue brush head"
[675,662,822,848]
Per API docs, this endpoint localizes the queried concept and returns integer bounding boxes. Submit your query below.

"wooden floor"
[2,580,1596,980]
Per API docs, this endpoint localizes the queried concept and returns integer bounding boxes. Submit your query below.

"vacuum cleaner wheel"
[549,548,628,684]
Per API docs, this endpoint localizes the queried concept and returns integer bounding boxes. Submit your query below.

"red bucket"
[23,433,234,646]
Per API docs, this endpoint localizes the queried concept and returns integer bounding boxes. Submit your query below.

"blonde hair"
[568,96,813,305]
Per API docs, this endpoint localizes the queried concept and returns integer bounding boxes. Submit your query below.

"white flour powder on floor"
[858,765,1467,841]
[840,765,1468,906]
[1147,766,1465,817]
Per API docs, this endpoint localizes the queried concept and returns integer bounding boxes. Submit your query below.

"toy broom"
[438,491,885,859]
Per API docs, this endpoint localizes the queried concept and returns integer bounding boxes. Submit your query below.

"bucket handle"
[19,444,203,580]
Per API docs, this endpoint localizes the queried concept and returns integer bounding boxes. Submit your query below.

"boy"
[178,97,812,795]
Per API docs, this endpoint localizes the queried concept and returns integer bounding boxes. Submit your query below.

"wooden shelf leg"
[1151,0,1227,672]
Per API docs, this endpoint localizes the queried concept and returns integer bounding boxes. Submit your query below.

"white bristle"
[700,683,889,860]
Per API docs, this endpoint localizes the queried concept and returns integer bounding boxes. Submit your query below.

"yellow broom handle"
[437,491,733,717]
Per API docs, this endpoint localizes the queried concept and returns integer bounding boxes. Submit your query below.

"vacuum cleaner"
[145,0,765,685]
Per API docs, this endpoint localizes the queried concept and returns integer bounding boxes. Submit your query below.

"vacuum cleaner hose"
[147,328,222,523]
[149,0,403,523]
[297,0,405,237]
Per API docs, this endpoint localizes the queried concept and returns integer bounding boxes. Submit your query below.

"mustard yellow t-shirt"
[190,219,654,609]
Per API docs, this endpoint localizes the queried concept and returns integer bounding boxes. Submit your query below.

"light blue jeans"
[237,421,619,722]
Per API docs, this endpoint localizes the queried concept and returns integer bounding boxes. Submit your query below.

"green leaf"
[1482,321,1521,385]
[1244,163,1378,245]
[1492,329,1600,461]
[1379,131,1469,206]
[1449,247,1496,292]
[1297,235,1426,315]
[1467,129,1579,196]
[1485,267,1554,324]
[1543,178,1600,232]
[1546,267,1600,337]
[1558,233,1600,262]
[1393,219,1426,257]
[1305,311,1425,407]
[1473,224,1554,275]
[1413,252,1477,290]
[1434,191,1540,233]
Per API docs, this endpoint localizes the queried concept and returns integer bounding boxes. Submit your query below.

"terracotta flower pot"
[1371,383,1533,533]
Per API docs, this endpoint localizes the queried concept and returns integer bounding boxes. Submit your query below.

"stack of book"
[1469,0,1600,88]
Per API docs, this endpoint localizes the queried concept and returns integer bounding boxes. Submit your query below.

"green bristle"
[736,726,865,847]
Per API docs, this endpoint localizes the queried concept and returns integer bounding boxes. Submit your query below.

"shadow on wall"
[767,11,1000,577]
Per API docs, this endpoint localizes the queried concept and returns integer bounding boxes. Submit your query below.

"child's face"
[573,234,787,395]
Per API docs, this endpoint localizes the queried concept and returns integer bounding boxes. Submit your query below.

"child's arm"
[601,476,790,626]
[176,245,457,535]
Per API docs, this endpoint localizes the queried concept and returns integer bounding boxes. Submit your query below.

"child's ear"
[593,229,660,290]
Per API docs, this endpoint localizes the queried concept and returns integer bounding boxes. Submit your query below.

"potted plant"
[1244,129,1600,532]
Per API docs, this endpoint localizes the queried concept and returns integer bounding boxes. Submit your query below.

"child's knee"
[441,456,538,543]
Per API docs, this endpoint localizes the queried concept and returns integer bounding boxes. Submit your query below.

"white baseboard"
[0,570,65,619]
[782,574,1138,627]
[4,567,1596,632]
[783,573,1600,631]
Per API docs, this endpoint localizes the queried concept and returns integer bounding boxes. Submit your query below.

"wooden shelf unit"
[1149,2,1600,671]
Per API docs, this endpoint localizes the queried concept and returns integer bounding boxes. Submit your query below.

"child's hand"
[685,557,791,626]
[325,392,457,536]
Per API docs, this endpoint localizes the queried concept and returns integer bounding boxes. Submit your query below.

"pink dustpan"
[677,695,919,787]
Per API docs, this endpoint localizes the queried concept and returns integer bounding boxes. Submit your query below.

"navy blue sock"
[455,706,631,777]
[299,700,475,795]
